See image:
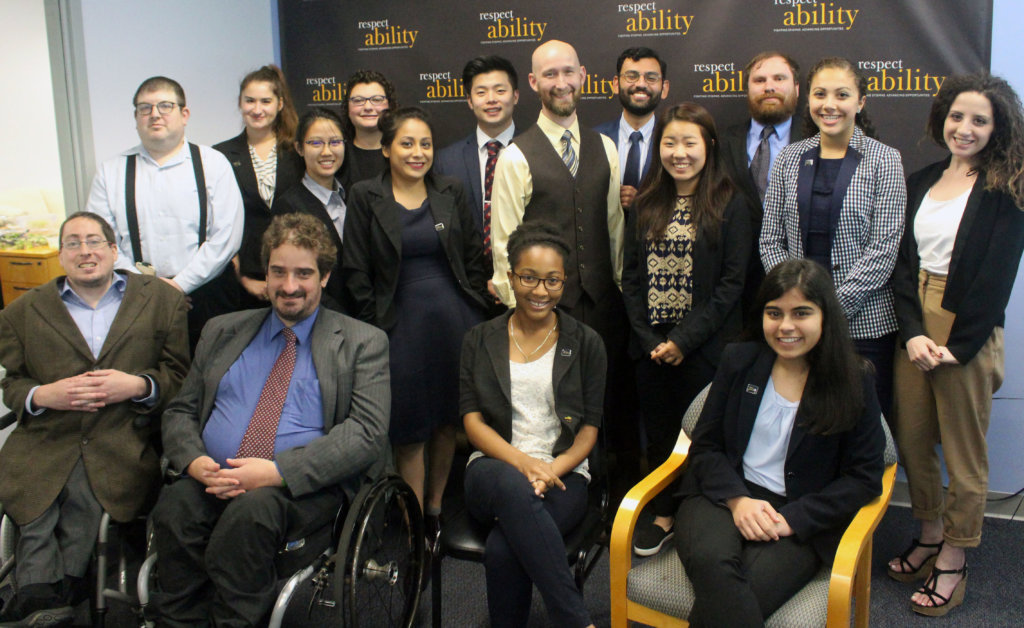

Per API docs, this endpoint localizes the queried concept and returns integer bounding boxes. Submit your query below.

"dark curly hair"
[926,72,1024,207]
[261,212,337,277]
[342,70,396,141]
[506,221,570,270]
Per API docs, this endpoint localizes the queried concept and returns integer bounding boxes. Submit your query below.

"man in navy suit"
[594,47,669,211]
[719,51,803,320]
[435,55,519,301]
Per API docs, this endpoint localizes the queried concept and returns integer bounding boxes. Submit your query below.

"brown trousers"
[893,271,1004,547]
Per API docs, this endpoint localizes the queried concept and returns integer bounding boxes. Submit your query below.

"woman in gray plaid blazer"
[760,57,906,418]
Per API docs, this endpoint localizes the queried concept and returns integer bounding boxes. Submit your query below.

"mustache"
[628,86,653,97]
[275,290,306,299]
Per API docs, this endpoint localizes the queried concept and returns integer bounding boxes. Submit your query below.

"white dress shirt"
[301,173,347,242]
[615,112,656,182]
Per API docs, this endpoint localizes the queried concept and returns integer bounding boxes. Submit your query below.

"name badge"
[804,158,814,166]
[745,384,759,395]
[560,348,572,357]
[434,222,445,231]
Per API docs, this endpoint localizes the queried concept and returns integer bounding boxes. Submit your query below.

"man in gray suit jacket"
[151,213,390,627]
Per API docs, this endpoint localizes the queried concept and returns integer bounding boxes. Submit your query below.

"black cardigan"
[341,171,491,330]
[621,193,751,363]
[893,158,1024,363]
[459,310,607,457]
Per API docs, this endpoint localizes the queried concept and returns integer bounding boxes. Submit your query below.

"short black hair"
[295,107,345,145]
[506,221,570,270]
[462,55,519,91]
[615,47,666,77]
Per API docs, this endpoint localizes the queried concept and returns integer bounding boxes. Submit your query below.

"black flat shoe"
[911,561,967,617]
[887,538,943,583]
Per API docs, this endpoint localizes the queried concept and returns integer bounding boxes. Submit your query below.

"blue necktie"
[623,130,643,188]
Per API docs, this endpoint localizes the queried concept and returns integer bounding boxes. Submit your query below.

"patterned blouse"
[646,195,696,325]
[248,143,278,206]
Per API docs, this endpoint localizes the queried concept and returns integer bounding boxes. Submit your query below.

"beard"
[541,86,580,118]
[748,91,798,125]
[619,85,661,117]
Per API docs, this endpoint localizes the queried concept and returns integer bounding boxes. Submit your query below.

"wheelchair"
[0,471,425,627]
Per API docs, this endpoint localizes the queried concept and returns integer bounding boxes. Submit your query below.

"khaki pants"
[893,271,1004,547]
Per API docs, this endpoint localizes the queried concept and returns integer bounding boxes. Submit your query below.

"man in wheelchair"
[0,211,190,626]
[151,213,391,627]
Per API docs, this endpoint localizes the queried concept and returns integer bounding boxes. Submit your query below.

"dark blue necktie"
[623,130,643,189]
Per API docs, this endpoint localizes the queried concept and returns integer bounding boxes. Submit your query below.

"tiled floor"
[890,480,1024,520]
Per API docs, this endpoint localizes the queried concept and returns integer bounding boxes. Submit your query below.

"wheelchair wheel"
[337,476,423,628]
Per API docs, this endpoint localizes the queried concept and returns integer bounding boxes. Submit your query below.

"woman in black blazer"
[622,102,751,556]
[674,259,884,627]
[887,74,1024,616]
[460,222,604,628]
[214,64,303,309]
[342,107,490,536]
[274,108,348,309]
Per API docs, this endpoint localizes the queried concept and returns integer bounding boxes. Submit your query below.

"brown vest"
[514,124,616,309]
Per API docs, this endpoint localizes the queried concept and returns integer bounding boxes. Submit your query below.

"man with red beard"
[595,47,670,210]
[720,51,803,316]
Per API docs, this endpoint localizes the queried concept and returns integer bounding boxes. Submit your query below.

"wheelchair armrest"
[609,432,692,627]
[825,462,896,628]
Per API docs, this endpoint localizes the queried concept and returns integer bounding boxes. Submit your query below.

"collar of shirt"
[536,113,580,153]
[59,270,127,309]
[126,139,190,169]
[746,117,793,164]
[301,172,344,206]
[616,112,656,174]
[476,123,516,154]
[267,305,319,347]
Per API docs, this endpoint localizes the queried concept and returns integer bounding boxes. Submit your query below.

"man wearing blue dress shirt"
[595,47,669,210]
[151,213,390,627]
[0,212,189,626]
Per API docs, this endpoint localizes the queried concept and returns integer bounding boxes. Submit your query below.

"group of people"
[0,35,1022,628]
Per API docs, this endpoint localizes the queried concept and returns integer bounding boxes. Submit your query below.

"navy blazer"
[213,132,304,279]
[621,193,751,363]
[435,128,521,237]
[678,342,885,561]
[459,310,606,457]
[893,158,1024,363]
[341,171,491,331]
[594,117,655,183]
[760,127,906,340]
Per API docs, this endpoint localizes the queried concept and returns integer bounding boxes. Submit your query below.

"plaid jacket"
[760,127,906,339]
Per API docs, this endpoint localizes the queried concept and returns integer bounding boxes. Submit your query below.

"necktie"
[236,327,298,459]
[622,130,644,188]
[561,130,578,178]
[482,140,502,257]
[750,124,776,203]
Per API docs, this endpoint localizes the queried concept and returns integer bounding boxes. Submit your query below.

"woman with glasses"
[342,107,490,540]
[621,102,751,556]
[339,70,396,190]
[460,222,603,628]
[214,65,304,309]
[272,108,348,309]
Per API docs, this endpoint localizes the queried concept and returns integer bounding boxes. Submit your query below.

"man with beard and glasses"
[595,47,669,211]
[720,51,804,317]
[151,213,389,627]
[490,40,636,499]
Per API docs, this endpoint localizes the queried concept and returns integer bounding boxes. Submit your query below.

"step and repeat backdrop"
[279,0,991,173]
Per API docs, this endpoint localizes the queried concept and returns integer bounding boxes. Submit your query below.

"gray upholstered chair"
[609,384,897,628]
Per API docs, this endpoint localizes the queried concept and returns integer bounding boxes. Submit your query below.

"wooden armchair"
[609,385,897,627]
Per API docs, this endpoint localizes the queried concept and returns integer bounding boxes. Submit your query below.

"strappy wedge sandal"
[911,562,968,617]
[887,538,943,582]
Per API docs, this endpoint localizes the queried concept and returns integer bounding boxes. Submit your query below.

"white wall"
[79,0,276,170]
[0,0,63,193]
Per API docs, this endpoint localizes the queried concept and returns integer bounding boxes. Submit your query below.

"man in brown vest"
[490,40,639,489]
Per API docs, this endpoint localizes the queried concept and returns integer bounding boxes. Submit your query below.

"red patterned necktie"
[236,326,297,459]
[483,140,502,257]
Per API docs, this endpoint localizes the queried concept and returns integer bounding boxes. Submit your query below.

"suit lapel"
[796,145,819,248]
[949,174,984,277]
[550,312,578,392]
[428,180,455,256]
[96,275,150,362]
[372,174,403,254]
[30,281,95,363]
[310,312,344,428]
[830,148,863,243]
[202,312,268,419]
[483,316,511,404]
[736,348,775,456]
[226,133,264,209]
[462,137,484,220]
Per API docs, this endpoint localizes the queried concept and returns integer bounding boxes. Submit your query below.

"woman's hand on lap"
[727,496,782,541]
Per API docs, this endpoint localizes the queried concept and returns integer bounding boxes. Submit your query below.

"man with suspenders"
[87,76,243,351]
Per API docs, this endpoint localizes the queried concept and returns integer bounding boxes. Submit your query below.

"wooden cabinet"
[0,248,61,306]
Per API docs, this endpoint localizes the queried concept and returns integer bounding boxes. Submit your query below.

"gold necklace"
[509,317,558,360]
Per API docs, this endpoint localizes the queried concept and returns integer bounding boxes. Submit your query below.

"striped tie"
[561,130,578,178]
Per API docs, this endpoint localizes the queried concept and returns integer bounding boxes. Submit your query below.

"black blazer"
[621,193,751,363]
[720,118,805,230]
[273,181,346,308]
[341,171,491,330]
[893,157,1024,363]
[213,132,304,279]
[678,342,885,561]
[459,310,606,457]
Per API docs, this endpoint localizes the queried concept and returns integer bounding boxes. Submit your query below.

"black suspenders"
[124,143,208,264]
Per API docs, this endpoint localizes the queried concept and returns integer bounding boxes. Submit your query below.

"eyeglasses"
[512,272,564,291]
[135,101,180,116]
[304,138,345,149]
[620,71,662,85]
[62,238,109,251]
[348,95,387,106]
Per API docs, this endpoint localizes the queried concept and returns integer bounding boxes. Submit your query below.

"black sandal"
[887,538,943,582]
[911,562,968,617]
